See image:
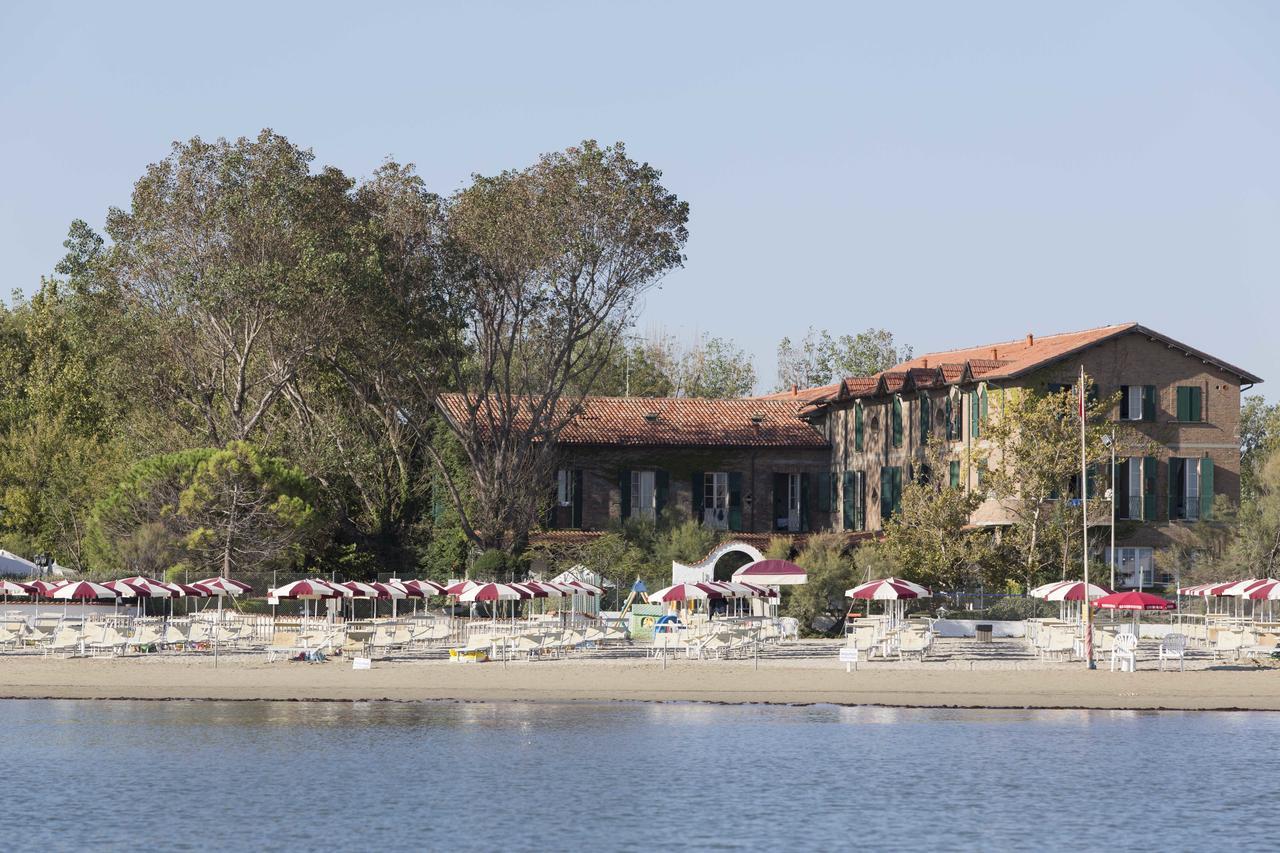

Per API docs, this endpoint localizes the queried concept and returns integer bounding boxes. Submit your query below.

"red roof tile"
[436,394,828,448]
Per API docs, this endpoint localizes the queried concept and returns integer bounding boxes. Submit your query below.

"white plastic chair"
[1111,631,1138,672]
[1158,633,1188,671]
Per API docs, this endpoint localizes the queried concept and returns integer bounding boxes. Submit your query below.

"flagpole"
[1080,365,1096,669]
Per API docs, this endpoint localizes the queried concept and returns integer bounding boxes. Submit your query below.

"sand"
[2,653,1278,710]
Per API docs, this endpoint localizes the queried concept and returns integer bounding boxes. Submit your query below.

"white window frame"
[630,470,657,520]
[704,472,729,529]
[1125,385,1143,421]
[1106,546,1155,588]
[1185,459,1200,521]
[1127,457,1143,519]
[779,472,801,532]
[556,469,573,507]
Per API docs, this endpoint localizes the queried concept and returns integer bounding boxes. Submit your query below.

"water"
[4,700,1278,852]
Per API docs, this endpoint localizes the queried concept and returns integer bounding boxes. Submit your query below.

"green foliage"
[783,532,857,633]
[775,327,912,391]
[1241,395,1280,501]
[764,536,794,560]
[88,442,323,579]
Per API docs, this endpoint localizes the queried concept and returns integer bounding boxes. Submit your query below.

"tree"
[590,331,755,398]
[103,129,366,446]
[881,442,992,590]
[1240,395,1279,501]
[783,532,857,633]
[677,335,756,397]
[427,140,689,554]
[775,327,912,391]
[978,380,1136,590]
[88,443,323,579]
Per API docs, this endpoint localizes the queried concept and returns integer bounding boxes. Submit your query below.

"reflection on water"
[5,699,1280,852]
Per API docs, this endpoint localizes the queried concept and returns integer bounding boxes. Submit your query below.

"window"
[891,397,903,448]
[919,394,931,438]
[1105,547,1155,588]
[630,470,656,520]
[1169,457,1214,520]
[969,387,987,439]
[1120,385,1156,422]
[703,471,730,529]
[949,460,961,489]
[854,403,864,452]
[843,470,866,531]
[946,394,963,440]
[556,469,574,507]
[1176,386,1203,422]
[773,472,807,532]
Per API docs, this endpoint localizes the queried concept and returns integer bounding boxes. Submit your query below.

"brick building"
[791,323,1262,587]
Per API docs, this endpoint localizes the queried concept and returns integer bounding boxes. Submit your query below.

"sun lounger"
[86,625,130,657]
[1213,630,1245,660]
[44,627,84,658]
[898,629,932,661]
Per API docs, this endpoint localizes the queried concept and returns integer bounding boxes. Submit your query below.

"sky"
[2,1,1278,394]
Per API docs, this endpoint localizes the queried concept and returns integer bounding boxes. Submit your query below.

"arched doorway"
[671,541,765,584]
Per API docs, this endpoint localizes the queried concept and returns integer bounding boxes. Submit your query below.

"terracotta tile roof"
[753,382,842,403]
[529,529,878,552]
[436,394,828,448]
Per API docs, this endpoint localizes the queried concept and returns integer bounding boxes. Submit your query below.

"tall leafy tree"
[428,140,689,554]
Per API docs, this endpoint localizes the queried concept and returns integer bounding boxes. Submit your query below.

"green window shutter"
[816,471,832,513]
[1168,459,1180,519]
[690,471,703,521]
[618,469,631,521]
[572,469,584,528]
[1142,386,1156,422]
[842,471,855,531]
[856,472,866,530]
[728,471,743,531]
[800,472,810,531]
[892,397,903,447]
[969,390,979,438]
[919,395,930,437]
[944,396,954,439]
[1143,456,1157,521]
[854,404,864,452]
[979,389,988,435]
[1200,457,1214,519]
[880,467,893,521]
[1190,386,1202,422]
[1176,387,1190,422]
[654,470,669,516]
[949,460,960,489]
[892,467,903,513]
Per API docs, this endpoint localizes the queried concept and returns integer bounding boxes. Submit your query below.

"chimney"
[791,384,798,396]
[922,358,929,368]
[991,348,998,360]
[1026,333,1034,347]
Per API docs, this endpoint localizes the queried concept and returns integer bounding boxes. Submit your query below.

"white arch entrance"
[671,541,765,585]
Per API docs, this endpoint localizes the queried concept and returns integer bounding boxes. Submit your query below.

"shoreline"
[3,656,1278,711]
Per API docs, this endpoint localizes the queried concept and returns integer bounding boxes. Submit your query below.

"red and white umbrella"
[510,582,549,598]
[29,579,64,598]
[733,559,807,586]
[457,582,522,603]
[739,582,778,598]
[51,580,119,600]
[1,580,33,596]
[405,579,447,596]
[1033,581,1113,602]
[271,579,342,599]
[705,581,756,598]
[369,581,406,599]
[647,583,723,604]
[1246,580,1280,601]
[342,581,382,598]
[195,577,253,596]
[166,582,211,598]
[846,577,931,600]
[114,576,178,598]
[445,579,479,596]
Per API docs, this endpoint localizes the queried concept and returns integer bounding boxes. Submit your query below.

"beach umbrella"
[1,579,32,596]
[405,579,447,596]
[52,580,118,600]
[647,583,722,603]
[116,576,176,597]
[733,559,807,586]
[271,579,342,600]
[845,577,931,599]
[739,582,778,599]
[1094,590,1175,637]
[456,583,521,603]
[445,579,479,596]
[29,579,64,598]
[341,581,382,619]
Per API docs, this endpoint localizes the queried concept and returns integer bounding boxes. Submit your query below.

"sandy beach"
[3,652,1279,710]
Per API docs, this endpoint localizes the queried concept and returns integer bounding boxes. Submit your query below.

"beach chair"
[1158,633,1188,671]
[44,627,84,658]
[0,625,21,650]
[87,625,130,657]
[1043,630,1075,661]
[162,622,191,650]
[898,628,932,662]
[266,632,300,662]
[1111,632,1138,672]
[778,617,800,641]
[1213,630,1245,661]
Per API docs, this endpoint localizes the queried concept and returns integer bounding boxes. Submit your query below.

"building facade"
[796,323,1261,587]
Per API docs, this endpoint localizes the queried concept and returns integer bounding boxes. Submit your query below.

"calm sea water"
[3,700,1278,852]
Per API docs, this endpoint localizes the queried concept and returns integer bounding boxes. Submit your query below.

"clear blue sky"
[2,1,1277,394]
